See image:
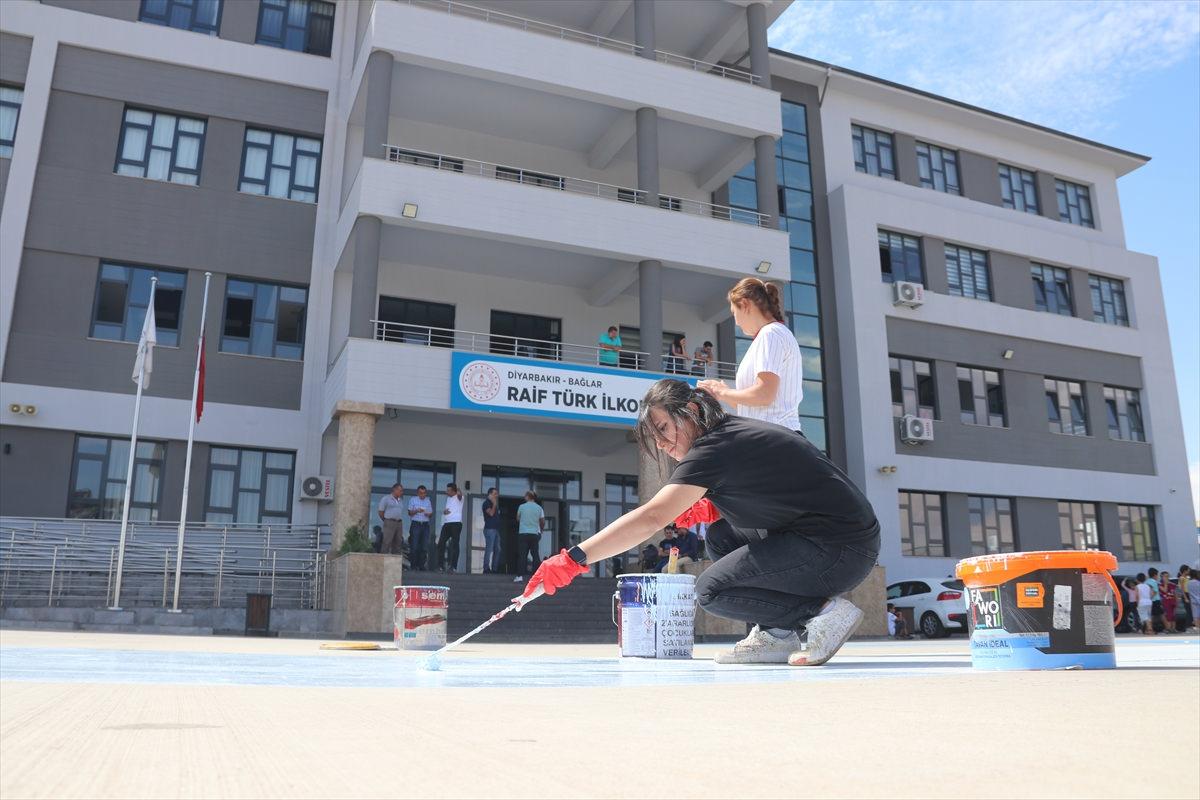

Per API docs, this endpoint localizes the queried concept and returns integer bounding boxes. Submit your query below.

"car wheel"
[921,612,946,639]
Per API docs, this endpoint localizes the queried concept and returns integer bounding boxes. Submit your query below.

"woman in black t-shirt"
[517,380,880,666]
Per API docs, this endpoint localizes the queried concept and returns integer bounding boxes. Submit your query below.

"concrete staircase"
[0,606,216,635]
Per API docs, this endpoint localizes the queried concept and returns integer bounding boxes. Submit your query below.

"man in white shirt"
[376,483,405,555]
[436,483,465,573]
[408,486,434,571]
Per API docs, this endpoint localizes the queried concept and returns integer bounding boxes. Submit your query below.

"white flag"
[132,302,157,389]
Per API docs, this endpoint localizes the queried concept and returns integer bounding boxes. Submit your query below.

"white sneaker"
[513,575,524,583]
[788,597,863,666]
[713,625,801,664]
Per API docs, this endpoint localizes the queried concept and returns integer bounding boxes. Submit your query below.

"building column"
[330,400,385,552]
[1068,268,1093,321]
[349,216,381,339]
[746,2,772,91]
[746,3,779,227]
[363,50,394,159]
[639,259,663,372]
[634,0,655,59]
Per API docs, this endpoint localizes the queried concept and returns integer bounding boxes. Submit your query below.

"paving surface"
[1,628,1197,799]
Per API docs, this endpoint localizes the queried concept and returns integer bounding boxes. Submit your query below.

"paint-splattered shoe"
[713,625,800,664]
[788,598,863,666]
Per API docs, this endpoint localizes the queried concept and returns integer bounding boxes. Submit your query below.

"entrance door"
[565,501,599,577]
[539,499,561,562]
[498,496,523,574]
[466,494,486,574]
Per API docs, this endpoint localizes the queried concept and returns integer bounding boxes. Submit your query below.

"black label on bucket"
[969,586,1004,630]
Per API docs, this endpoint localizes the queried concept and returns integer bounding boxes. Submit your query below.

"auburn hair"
[727,277,784,322]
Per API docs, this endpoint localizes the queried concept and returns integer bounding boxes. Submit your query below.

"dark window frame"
[495,165,565,190]
[1055,178,1095,228]
[878,229,924,284]
[916,141,961,195]
[1089,274,1129,326]
[138,0,223,35]
[957,365,1006,427]
[890,356,937,420]
[204,446,295,524]
[90,261,187,348]
[255,0,335,57]
[851,124,896,179]
[114,106,207,185]
[490,309,562,361]
[238,126,322,203]
[219,277,308,360]
[68,435,167,521]
[944,243,992,301]
[605,473,639,525]
[1117,504,1159,562]
[1045,378,1089,436]
[998,163,1039,214]
[968,495,1017,555]
[898,490,946,557]
[376,296,456,347]
[1103,385,1146,442]
[1058,500,1100,550]
[1031,263,1073,316]
[0,84,23,158]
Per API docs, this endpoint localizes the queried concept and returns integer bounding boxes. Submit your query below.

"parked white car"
[886,578,967,638]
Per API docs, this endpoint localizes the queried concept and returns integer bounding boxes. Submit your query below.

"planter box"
[326,553,404,637]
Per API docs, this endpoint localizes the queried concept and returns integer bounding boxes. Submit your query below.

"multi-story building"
[0,0,1192,598]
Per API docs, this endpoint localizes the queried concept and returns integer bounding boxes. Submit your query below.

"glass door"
[565,501,599,577]
[539,499,560,561]
[466,494,487,574]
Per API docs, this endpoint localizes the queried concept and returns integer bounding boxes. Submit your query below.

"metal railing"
[384,146,771,228]
[370,320,738,380]
[0,518,330,610]
[400,0,762,85]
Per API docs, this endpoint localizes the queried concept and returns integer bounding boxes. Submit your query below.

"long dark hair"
[635,379,727,460]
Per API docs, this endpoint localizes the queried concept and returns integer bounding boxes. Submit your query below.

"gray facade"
[932,493,1126,559]
[40,0,262,46]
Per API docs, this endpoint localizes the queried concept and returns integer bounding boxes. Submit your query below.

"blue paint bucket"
[611,573,695,659]
[955,551,1122,670]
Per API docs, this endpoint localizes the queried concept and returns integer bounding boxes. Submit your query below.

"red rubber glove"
[519,549,588,600]
[674,498,720,529]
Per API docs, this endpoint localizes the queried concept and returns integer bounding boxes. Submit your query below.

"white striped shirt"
[735,321,804,431]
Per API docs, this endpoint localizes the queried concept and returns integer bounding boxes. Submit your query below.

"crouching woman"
[517,379,880,666]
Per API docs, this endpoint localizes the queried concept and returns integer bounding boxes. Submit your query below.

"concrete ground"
[1,629,1197,799]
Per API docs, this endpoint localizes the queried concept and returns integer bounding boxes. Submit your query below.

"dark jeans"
[436,522,463,571]
[483,528,501,572]
[696,518,880,631]
[409,521,431,570]
[516,533,541,575]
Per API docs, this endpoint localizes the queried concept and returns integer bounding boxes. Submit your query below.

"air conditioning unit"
[893,281,925,308]
[899,415,934,444]
[300,475,334,502]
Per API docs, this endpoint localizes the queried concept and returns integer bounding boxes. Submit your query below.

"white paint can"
[612,573,696,659]
[394,585,449,650]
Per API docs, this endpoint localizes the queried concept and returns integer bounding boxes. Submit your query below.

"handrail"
[384,146,771,228]
[368,320,738,380]
[400,0,762,85]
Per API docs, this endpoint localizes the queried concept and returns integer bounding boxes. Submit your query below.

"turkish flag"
[196,334,206,422]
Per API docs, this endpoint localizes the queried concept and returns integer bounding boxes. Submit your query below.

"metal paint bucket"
[611,573,695,659]
[955,550,1122,670]
[394,585,449,651]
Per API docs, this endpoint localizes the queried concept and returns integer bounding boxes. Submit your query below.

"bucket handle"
[1097,569,1124,628]
[611,591,619,627]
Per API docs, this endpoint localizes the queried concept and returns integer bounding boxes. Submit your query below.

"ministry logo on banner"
[449,351,689,425]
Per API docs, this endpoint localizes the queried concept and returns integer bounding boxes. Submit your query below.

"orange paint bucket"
[955,550,1122,670]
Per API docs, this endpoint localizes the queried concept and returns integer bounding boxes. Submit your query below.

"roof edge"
[769,48,1151,166]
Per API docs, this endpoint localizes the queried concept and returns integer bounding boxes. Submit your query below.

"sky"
[769,0,1200,518]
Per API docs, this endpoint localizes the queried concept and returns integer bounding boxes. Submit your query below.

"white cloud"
[769,0,1200,137]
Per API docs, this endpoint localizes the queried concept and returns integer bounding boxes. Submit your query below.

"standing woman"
[699,277,803,432]
[515,380,879,666]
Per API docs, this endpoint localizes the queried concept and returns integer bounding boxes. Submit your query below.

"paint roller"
[421,585,545,671]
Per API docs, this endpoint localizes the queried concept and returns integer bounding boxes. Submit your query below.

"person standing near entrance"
[598,325,621,367]
[699,278,803,433]
[407,485,434,571]
[436,483,465,573]
[513,491,545,583]
[482,487,502,573]
[376,483,405,556]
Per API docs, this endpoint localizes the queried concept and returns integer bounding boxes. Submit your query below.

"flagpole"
[111,276,157,610]
[171,272,211,612]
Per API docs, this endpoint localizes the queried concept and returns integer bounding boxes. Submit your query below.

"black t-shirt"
[482,498,500,530]
[667,416,877,535]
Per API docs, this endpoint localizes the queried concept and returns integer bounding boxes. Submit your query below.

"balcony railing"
[370,320,738,380]
[0,517,330,610]
[384,146,771,228]
[399,0,762,85]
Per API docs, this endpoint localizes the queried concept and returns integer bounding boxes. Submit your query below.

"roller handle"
[513,584,545,611]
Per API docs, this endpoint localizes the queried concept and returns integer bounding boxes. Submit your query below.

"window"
[1089,275,1129,326]
[998,164,1039,214]
[878,230,923,284]
[495,165,564,190]
[890,357,936,420]
[968,496,1016,555]
[898,491,945,557]
[91,263,186,347]
[390,148,464,172]
[220,278,307,359]
[1031,264,1072,316]
[605,474,639,525]
[851,124,895,179]
[618,326,685,372]
[68,435,166,521]
[239,128,321,202]
[1055,179,1094,227]
[916,142,960,194]
[0,85,22,158]
[658,195,682,212]
[1104,386,1145,442]
[205,447,294,524]
[370,458,456,538]
[482,466,580,501]
[944,244,991,301]
[491,310,561,361]
[139,0,222,35]
[256,0,334,57]
[377,297,455,347]
[957,366,1005,427]
[1045,378,1089,436]
[1117,504,1159,561]
[1058,501,1100,550]
[115,107,205,185]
